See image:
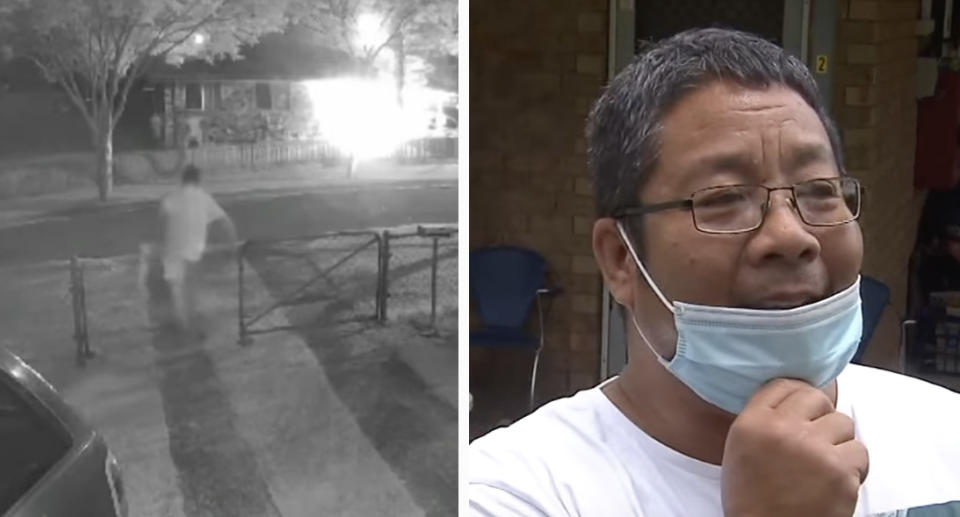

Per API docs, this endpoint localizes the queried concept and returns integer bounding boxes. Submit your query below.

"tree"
[292,0,457,101]
[403,3,456,94]
[0,0,290,200]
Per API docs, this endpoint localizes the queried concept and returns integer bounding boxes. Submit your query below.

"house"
[146,71,325,147]
[146,27,354,148]
[146,25,457,152]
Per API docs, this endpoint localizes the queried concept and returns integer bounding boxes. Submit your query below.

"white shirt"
[469,364,960,517]
[159,184,226,262]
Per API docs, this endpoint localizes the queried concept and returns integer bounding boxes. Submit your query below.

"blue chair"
[470,246,557,411]
[854,275,891,364]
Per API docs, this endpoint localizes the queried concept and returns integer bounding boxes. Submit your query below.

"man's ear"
[593,218,636,309]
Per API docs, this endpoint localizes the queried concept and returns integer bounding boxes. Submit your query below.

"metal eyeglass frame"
[611,177,863,234]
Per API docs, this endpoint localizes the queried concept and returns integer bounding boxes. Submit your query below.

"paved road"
[0,179,457,266]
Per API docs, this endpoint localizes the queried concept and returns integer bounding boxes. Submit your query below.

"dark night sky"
[149,24,357,81]
[0,24,356,90]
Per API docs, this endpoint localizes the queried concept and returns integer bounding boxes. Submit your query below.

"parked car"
[0,348,127,517]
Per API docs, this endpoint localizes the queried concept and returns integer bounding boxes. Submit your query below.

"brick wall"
[835,0,925,370]
[470,0,608,422]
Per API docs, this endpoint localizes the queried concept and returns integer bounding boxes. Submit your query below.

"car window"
[0,372,72,514]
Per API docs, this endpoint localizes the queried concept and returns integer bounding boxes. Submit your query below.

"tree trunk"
[94,119,115,201]
[347,153,358,178]
[394,33,405,108]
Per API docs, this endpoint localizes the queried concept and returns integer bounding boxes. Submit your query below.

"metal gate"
[68,223,459,358]
[237,230,384,344]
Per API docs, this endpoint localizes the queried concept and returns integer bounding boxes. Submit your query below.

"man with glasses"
[470,28,960,516]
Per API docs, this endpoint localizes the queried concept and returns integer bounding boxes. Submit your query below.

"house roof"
[146,25,357,82]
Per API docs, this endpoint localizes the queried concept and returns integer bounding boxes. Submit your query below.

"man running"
[158,165,237,334]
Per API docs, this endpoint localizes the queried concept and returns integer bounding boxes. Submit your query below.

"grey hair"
[586,28,844,218]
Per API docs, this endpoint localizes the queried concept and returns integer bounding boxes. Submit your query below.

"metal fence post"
[430,236,439,328]
[375,233,383,321]
[237,242,251,346]
[70,256,80,365]
[70,256,91,367]
[380,231,391,323]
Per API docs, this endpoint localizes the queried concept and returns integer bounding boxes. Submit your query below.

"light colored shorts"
[162,256,200,283]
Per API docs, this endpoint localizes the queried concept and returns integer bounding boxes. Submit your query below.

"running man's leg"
[163,257,190,330]
[183,259,202,330]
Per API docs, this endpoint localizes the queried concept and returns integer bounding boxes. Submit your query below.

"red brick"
[573,215,593,235]
[847,43,880,64]
[570,310,600,333]
[845,85,880,105]
[506,153,551,173]
[515,71,562,95]
[554,194,594,216]
[841,21,877,43]
[881,38,918,62]
[554,158,590,177]
[841,20,917,43]
[574,137,588,155]
[572,294,600,314]
[571,254,597,274]
[846,38,916,65]
[849,1,917,21]
[541,52,577,73]
[565,31,607,53]
[843,127,881,147]
[577,12,605,33]
[563,74,605,96]
[470,0,630,404]
[528,215,568,235]
[839,105,882,127]
[849,1,880,20]
[569,373,598,391]
[570,349,600,375]
[575,178,593,197]
[570,332,595,351]
[576,53,605,76]
[530,174,573,194]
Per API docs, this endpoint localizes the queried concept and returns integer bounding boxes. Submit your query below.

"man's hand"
[721,379,869,517]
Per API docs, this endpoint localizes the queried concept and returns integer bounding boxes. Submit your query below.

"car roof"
[0,347,92,441]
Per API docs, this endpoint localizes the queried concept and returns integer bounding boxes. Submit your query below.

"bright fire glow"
[304,77,454,160]
[356,13,387,50]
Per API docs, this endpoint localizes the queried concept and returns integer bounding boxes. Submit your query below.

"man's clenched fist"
[721,379,869,517]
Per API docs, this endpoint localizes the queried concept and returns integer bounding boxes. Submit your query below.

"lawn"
[0,228,459,516]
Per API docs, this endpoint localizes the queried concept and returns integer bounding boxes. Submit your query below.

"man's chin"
[738,294,824,310]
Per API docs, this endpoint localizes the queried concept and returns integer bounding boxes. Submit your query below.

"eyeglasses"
[612,177,862,234]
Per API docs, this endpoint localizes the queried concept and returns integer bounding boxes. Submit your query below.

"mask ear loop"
[615,221,674,313]
[615,221,675,367]
[629,309,672,367]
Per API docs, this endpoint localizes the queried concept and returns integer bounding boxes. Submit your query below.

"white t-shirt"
[470,364,960,517]
[160,184,227,263]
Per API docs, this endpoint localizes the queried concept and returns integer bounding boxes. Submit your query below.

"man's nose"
[750,192,821,263]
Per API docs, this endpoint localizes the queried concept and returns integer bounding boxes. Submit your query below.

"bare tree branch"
[368,8,415,61]
[27,54,96,134]
[2,0,291,199]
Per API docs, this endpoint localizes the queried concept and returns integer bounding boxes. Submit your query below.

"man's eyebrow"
[785,142,833,171]
[693,150,756,174]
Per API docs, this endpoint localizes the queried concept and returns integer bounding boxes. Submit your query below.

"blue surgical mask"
[616,222,863,414]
